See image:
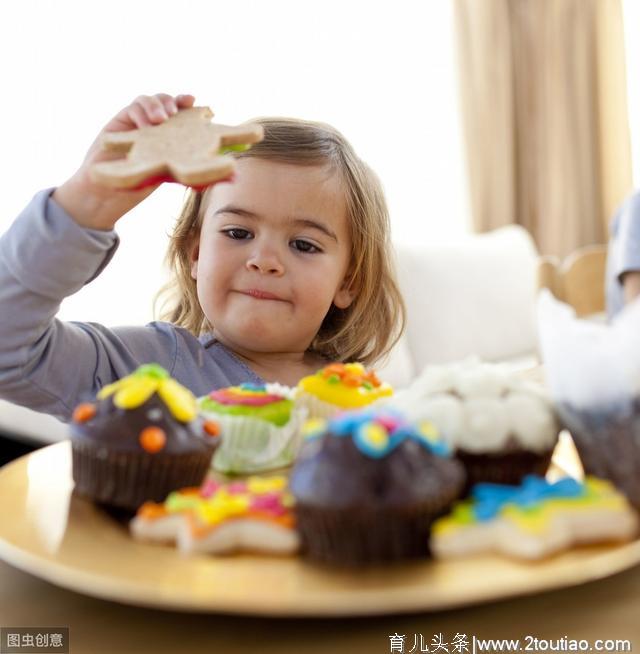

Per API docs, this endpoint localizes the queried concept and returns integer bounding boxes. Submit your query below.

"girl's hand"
[623,271,640,305]
[53,93,196,231]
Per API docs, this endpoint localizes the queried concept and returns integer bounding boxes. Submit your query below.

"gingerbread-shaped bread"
[90,106,264,190]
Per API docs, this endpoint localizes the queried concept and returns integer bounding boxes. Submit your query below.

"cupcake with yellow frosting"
[296,362,393,419]
[198,382,307,474]
[71,364,220,511]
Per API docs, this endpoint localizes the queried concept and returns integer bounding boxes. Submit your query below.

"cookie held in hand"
[90,106,264,190]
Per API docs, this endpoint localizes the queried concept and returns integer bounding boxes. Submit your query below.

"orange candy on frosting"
[72,403,97,423]
[203,420,221,437]
[320,363,383,389]
[139,426,167,453]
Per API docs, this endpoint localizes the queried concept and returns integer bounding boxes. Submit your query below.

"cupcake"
[535,288,640,510]
[71,363,220,511]
[432,475,638,560]
[130,475,299,555]
[289,408,465,565]
[198,383,306,474]
[296,362,393,419]
[389,360,560,490]
[555,401,640,510]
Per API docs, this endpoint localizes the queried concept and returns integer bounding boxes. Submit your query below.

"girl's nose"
[246,247,285,275]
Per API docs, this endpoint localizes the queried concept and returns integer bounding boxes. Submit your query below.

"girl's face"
[190,158,355,354]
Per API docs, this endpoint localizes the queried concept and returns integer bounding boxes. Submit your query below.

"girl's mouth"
[239,289,286,301]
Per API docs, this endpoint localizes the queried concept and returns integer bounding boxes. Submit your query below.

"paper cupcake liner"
[558,404,640,510]
[71,439,214,511]
[294,502,448,566]
[292,465,463,566]
[205,407,308,474]
[455,448,554,494]
[294,393,346,420]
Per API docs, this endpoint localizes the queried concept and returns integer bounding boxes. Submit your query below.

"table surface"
[1,557,639,653]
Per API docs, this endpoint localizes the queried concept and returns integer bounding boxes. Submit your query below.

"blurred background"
[0,0,638,327]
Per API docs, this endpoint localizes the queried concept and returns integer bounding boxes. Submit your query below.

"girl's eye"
[291,239,321,254]
[222,228,252,240]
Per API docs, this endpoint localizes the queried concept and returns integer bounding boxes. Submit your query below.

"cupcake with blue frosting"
[289,408,465,565]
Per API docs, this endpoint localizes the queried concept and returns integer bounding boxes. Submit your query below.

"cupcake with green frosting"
[198,383,307,473]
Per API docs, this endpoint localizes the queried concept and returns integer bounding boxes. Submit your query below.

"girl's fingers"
[156,93,178,116]
[176,94,196,108]
[128,102,154,128]
[105,106,137,132]
[145,93,195,117]
[135,95,169,123]
[102,93,196,134]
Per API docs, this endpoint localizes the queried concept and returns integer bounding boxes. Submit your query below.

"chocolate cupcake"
[556,400,640,510]
[71,364,220,511]
[289,408,465,565]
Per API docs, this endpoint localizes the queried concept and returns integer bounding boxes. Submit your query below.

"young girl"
[0,93,405,421]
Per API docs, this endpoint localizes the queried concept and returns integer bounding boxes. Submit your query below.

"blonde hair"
[156,117,406,367]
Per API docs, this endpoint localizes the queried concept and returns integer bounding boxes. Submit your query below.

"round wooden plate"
[0,441,639,617]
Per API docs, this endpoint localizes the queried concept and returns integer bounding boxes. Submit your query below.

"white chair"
[377,224,541,388]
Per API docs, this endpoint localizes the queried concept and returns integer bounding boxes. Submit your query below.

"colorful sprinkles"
[137,475,295,529]
[207,383,287,407]
[319,363,383,389]
[303,409,451,459]
[433,475,636,539]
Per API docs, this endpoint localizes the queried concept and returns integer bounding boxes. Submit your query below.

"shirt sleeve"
[609,191,640,282]
[0,189,177,420]
[606,191,640,318]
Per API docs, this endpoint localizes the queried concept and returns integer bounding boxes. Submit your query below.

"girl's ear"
[189,243,200,280]
[333,274,357,309]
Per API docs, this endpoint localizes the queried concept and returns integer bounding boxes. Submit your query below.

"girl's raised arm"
[0,94,196,420]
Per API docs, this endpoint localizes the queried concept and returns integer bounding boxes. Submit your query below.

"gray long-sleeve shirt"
[0,188,264,422]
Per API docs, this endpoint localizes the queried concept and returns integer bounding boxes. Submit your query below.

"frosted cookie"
[431,475,638,560]
[130,476,299,555]
[296,362,393,419]
[388,359,559,489]
[198,383,306,473]
[91,106,264,190]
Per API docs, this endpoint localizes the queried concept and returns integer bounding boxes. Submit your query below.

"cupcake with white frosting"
[387,359,560,490]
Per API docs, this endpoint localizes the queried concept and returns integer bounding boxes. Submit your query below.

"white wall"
[0,0,470,327]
